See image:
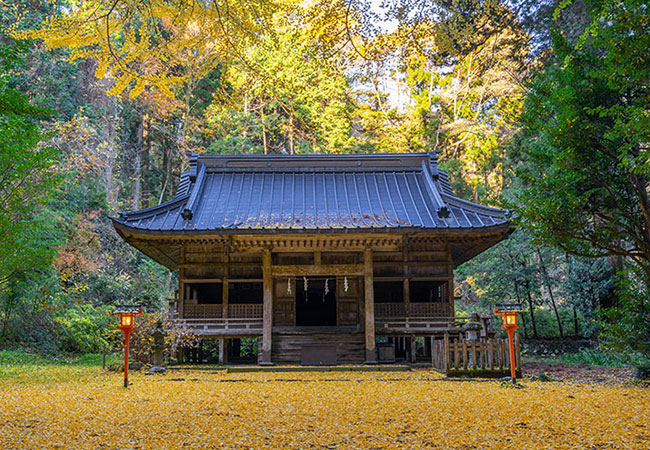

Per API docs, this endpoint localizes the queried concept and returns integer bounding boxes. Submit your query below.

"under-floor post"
[410,337,417,363]
[218,338,228,365]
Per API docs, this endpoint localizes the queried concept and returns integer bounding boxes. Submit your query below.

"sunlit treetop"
[10,0,518,99]
[11,0,296,98]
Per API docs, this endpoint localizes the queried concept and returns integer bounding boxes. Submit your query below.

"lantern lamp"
[121,315,133,328]
[114,305,142,388]
[503,311,517,328]
[495,304,523,383]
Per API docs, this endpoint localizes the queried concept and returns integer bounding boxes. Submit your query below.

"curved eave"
[111,219,513,237]
[116,194,189,221]
[112,218,513,270]
[111,218,181,271]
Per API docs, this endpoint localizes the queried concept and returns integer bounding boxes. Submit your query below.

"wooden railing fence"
[182,303,262,318]
[375,302,452,318]
[431,334,521,375]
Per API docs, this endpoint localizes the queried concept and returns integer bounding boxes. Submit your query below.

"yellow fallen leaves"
[1,368,648,450]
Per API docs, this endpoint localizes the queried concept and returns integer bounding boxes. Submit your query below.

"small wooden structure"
[431,334,522,377]
[112,152,512,365]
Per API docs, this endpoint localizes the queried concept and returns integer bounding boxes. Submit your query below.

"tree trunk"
[524,279,539,339]
[514,282,529,339]
[261,106,268,155]
[288,114,294,155]
[132,114,143,209]
[573,306,579,337]
[159,141,169,204]
[536,248,564,338]
[103,118,118,212]
[0,288,17,348]
[243,93,248,150]
[141,114,151,207]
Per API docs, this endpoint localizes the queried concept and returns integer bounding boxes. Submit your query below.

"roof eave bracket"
[182,163,206,222]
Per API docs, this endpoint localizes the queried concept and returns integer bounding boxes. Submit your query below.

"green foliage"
[0,39,64,346]
[204,21,356,154]
[53,304,114,354]
[600,266,650,361]
[524,346,639,369]
[456,230,616,339]
[239,337,259,359]
[513,0,650,269]
[512,0,650,356]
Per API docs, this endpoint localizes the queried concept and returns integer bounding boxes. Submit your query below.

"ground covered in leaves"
[2,364,649,449]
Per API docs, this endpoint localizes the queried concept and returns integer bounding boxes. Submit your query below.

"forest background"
[0,0,647,365]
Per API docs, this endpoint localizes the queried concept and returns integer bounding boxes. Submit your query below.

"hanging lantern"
[324,278,329,296]
[287,278,292,295]
[344,276,349,293]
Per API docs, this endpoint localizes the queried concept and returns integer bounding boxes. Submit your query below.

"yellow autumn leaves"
[1,368,648,449]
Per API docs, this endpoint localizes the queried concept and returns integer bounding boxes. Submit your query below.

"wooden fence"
[375,302,452,318]
[174,318,263,335]
[182,303,262,319]
[431,334,521,376]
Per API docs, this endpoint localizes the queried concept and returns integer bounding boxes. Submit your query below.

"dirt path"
[523,362,640,385]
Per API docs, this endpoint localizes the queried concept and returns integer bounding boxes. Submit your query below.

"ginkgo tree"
[13,0,284,98]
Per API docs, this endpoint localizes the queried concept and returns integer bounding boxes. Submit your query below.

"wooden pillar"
[222,266,229,319]
[448,277,455,316]
[179,245,185,319]
[261,249,273,364]
[364,248,376,363]
[403,247,410,318]
[447,243,454,316]
[218,338,228,364]
[444,333,450,373]
[410,337,417,363]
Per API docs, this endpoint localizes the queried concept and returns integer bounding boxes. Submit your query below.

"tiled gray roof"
[113,152,509,234]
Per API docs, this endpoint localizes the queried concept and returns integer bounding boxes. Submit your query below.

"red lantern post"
[495,304,522,383]
[114,306,142,387]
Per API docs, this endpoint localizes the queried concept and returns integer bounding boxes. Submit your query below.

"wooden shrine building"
[112,152,511,365]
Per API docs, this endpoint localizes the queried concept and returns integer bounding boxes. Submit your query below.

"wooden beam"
[181,278,223,283]
[271,264,363,277]
[261,249,273,364]
[364,248,377,363]
[314,251,321,265]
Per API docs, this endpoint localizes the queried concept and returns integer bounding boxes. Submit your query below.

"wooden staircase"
[268,326,366,365]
